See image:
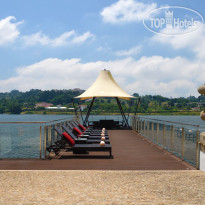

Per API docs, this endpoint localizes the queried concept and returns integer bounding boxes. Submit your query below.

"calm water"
[0,114,74,122]
[0,114,205,158]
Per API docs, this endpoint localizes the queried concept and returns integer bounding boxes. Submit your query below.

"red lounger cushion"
[79,124,86,131]
[62,132,75,146]
[73,127,83,136]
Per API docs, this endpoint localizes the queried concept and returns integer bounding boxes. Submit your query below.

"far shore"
[1,110,201,116]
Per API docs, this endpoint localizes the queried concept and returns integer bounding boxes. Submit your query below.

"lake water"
[0,114,205,159]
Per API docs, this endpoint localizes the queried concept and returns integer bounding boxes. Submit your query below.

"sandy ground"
[0,170,205,205]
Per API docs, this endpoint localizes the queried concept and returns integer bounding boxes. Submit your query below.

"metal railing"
[0,117,73,159]
[131,116,200,169]
[42,119,73,158]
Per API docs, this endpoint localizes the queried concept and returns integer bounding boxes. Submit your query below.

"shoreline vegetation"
[0,89,204,116]
[17,110,201,116]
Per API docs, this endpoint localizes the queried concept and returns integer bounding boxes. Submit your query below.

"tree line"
[0,89,83,114]
[0,89,204,114]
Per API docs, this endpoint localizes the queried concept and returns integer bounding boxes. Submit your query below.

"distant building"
[46,106,67,110]
[35,102,53,108]
[46,104,67,110]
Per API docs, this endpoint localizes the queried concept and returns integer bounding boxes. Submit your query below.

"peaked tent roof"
[75,69,135,100]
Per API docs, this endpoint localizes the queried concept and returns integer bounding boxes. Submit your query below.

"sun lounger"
[47,144,112,158]
[61,125,110,144]
[67,122,108,137]
[70,121,91,134]
[72,121,102,133]
[66,123,109,139]
[71,121,93,132]
[47,127,112,158]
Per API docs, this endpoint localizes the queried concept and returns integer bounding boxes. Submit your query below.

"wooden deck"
[0,130,194,170]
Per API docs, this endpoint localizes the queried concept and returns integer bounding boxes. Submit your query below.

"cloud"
[101,0,157,24]
[152,24,205,60]
[0,16,94,47]
[0,16,23,45]
[115,45,141,56]
[22,30,94,47]
[0,56,204,97]
[72,31,94,44]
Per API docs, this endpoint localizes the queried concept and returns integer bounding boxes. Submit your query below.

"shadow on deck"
[0,130,194,170]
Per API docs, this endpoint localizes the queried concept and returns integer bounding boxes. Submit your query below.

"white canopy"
[75,69,135,100]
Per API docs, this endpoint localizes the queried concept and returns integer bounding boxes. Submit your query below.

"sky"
[0,0,205,97]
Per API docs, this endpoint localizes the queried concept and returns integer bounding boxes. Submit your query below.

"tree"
[0,106,5,113]
[133,93,139,97]
[8,103,22,114]
[176,103,182,109]
[168,99,175,107]
[191,102,198,108]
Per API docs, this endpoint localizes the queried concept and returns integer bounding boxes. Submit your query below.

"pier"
[0,129,194,170]
[0,69,204,204]
[1,122,205,204]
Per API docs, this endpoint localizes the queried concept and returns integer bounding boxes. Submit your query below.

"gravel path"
[1,170,205,205]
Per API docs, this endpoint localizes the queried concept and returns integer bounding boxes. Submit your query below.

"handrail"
[136,116,199,127]
[132,116,200,169]
[0,121,46,124]
[0,117,72,124]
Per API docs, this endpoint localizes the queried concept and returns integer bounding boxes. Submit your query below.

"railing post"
[131,117,134,130]
[48,125,51,146]
[163,123,165,148]
[143,120,145,136]
[54,124,58,142]
[171,125,174,152]
[156,123,159,144]
[135,117,137,131]
[44,126,47,158]
[140,120,143,134]
[181,127,185,160]
[196,129,200,170]
[141,120,142,134]
[133,117,135,131]
[151,122,154,141]
[147,121,149,137]
[39,125,42,159]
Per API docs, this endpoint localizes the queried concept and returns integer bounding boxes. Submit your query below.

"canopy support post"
[115,97,130,128]
[83,97,96,126]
